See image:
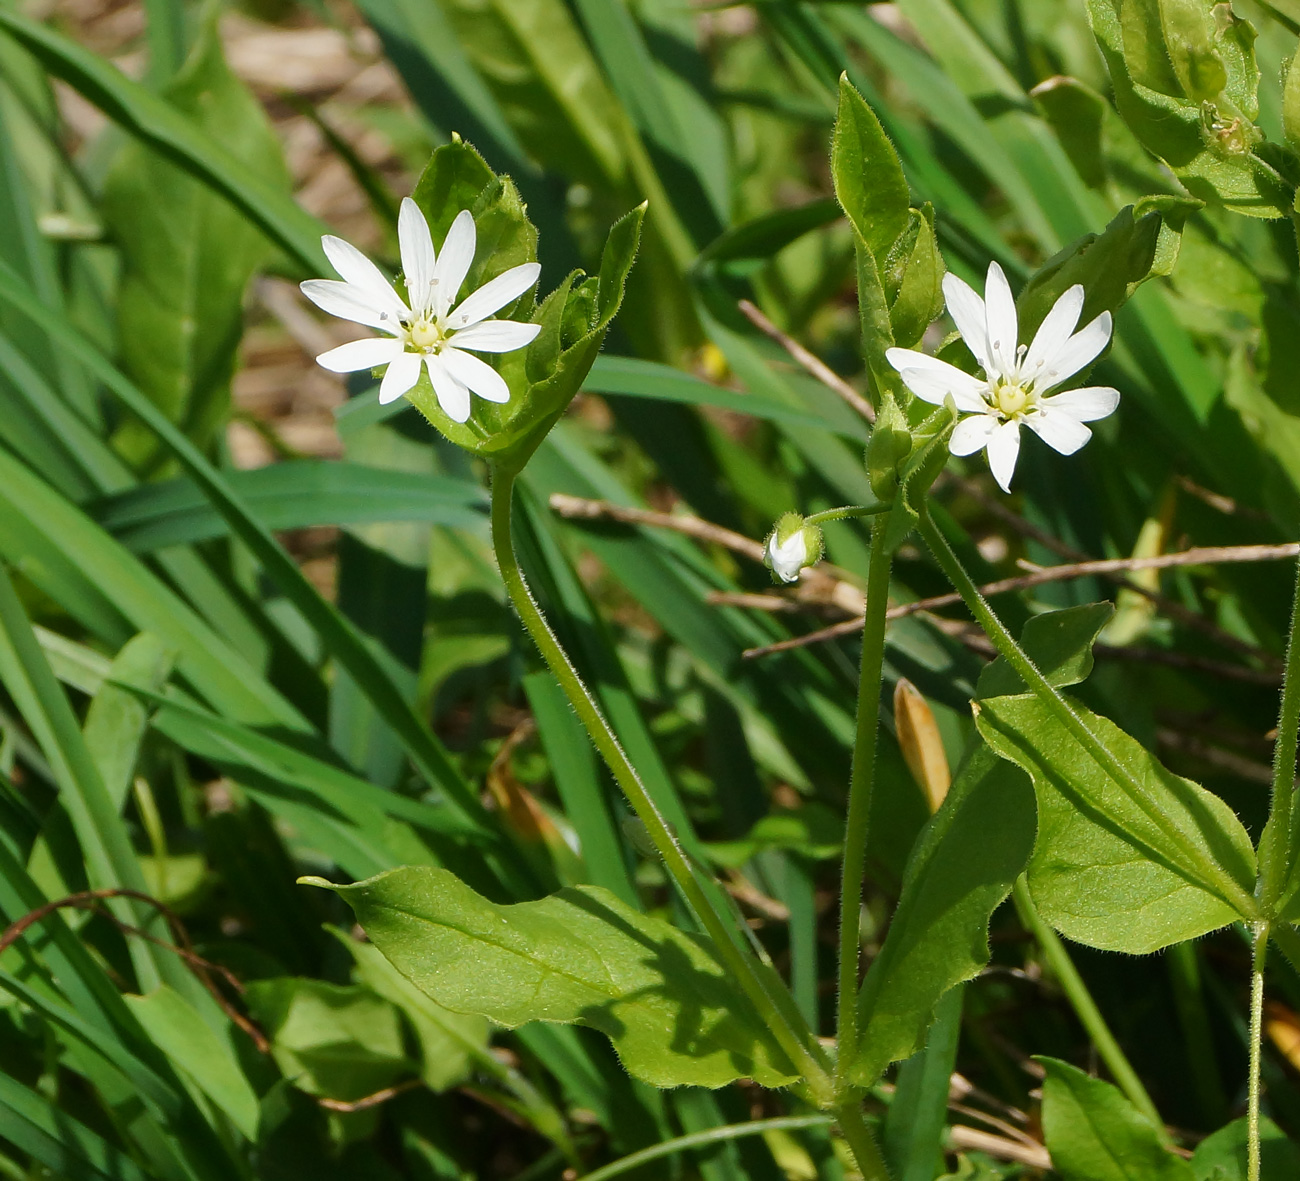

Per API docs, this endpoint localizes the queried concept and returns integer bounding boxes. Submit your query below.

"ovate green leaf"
[976,603,1114,700]
[1040,1057,1194,1180]
[976,695,1256,952]
[1191,1116,1300,1180]
[832,76,910,265]
[306,865,801,1089]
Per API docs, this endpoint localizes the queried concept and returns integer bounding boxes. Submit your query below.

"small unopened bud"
[764,512,824,584]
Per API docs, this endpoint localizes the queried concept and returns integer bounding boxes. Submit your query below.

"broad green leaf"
[1039,1057,1193,1180]
[704,805,844,869]
[0,8,327,273]
[245,978,412,1102]
[976,603,1114,699]
[126,985,260,1140]
[1159,0,1227,102]
[848,747,1035,1086]
[831,76,910,264]
[338,931,487,1092]
[1191,1117,1300,1180]
[101,17,288,465]
[976,695,1256,952]
[305,865,802,1089]
[1120,0,1184,97]
[1017,200,1201,342]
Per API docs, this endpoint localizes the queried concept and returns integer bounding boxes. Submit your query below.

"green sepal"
[878,408,956,555]
[865,393,913,503]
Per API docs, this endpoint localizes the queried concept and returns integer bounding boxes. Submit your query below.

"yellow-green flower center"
[990,380,1031,418]
[409,317,445,352]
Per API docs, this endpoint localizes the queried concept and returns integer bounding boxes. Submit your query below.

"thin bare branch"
[949,1125,1051,1169]
[317,1079,423,1113]
[737,298,876,423]
[743,544,1299,659]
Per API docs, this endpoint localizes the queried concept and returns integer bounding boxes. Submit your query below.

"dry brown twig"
[737,299,877,423]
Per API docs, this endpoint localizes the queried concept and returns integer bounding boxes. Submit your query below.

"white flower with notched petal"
[300,198,541,422]
[886,262,1119,493]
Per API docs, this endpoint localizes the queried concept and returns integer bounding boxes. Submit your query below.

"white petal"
[448,263,542,330]
[948,412,1000,456]
[983,262,1019,380]
[1035,312,1112,391]
[942,272,992,372]
[426,354,472,423]
[1039,385,1120,422]
[441,347,511,404]
[399,198,437,316]
[378,351,421,404]
[1023,285,1084,381]
[1027,407,1092,455]
[896,363,988,413]
[315,337,403,373]
[322,236,405,317]
[985,419,1022,492]
[432,210,477,317]
[300,280,396,332]
[767,532,808,583]
[450,319,542,353]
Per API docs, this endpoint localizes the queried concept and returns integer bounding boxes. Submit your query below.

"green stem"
[805,503,890,527]
[1248,923,1270,1181]
[489,465,831,1099]
[1013,877,1165,1136]
[1263,556,1300,910]
[581,1115,834,1181]
[835,1100,892,1181]
[916,508,1258,921]
[836,519,893,1083]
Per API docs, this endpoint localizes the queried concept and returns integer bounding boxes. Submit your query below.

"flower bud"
[865,395,913,502]
[764,513,824,584]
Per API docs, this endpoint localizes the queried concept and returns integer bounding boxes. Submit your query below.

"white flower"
[886,262,1120,493]
[300,198,542,422]
[765,515,822,584]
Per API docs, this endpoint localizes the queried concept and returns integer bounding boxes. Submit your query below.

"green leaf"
[1032,75,1108,189]
[1039,1056,1194,1180]
[1191,1116,1300,1180]
[1120,0,1184,98]
[1159,0,1228,102]
[245,978,413,1102]
[93,461,486,552]
[305,865,802,1089]
[336,930,488,1093]
[1284,41,1300,150]
[976,603,1114,700]
[886,204,945,350]
[848,746,1035,1086]
[0,8,327,273]
[831,75,910,264]
[1016,200,1201,343]
[125,985,260,1140]
[101,16,288,465]
[976,694,1257,952]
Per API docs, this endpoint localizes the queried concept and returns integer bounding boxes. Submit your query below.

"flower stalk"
[835,517,893,1086]
[488,463,834,1103]
[1248,922,1270,1181]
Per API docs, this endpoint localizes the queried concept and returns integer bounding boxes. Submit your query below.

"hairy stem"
[1012,878,1165,1136]
[916,508,1258,921]
[1249,923,1270,1181]
[836,1100,893,1181]
[836,520,893,1083]
[489,464,831,1098]
[1262,557,1300,910]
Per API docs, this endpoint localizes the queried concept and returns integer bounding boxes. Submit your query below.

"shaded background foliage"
[3,0,1300,1176]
